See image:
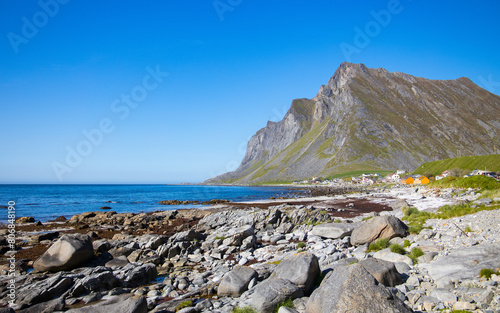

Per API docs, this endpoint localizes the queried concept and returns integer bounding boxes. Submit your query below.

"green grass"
[479,268,500,280]
[413,154,500,177]
[297,242,307,249]
[326,170,392,180]
[408,248,424,264]
[403,240,411,248]
[362,216,374,222]
[402,203,499,234]
[367,238,390,252]
[232,306,257,313]
[176,300,193,311]
[273,298,294,313]
[429,175,500,191]
[390,243,406,255]
[464,226,473,233]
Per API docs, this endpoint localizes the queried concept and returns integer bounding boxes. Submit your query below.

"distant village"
[292,169,500,186]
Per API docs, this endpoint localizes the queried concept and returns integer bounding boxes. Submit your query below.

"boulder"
[15,216,35,223]
[65,294,147,313]
[306,264,412,313]
[70,267,118,296]
[359,258,402,287]
[373,249,414,267]
[217,266,258,297]
[250,278,304,313]
[33,234,93,272]
[351,216,409,246]
[311,223,355,239]
[420,243,500,288]
[272,252,320,294]
[115,263,157,288]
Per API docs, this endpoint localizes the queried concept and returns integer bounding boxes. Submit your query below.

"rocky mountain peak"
[206,63,500,184]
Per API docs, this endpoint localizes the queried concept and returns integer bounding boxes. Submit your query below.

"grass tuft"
[273,298,294,313]
[176,300,193,311]
[390,243,406,255]
[408,247,424,264]
[479,268,500,280]
[232,306,257,313]
[367,238,390,252]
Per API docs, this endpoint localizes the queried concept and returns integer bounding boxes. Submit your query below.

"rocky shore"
[0,186,499,313]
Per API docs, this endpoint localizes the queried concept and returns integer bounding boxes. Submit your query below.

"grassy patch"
[367,238,390,252]
[362,216,374,222]
[297,241,307,249]
[429,175,500,190]
[267,260,281,265]
[176,300,193,311]
[413,154,500,177]
[232,306,257,313]
[479,268,500,280]
[408,247,424,264]
[402,203,499,234]
[390,243,406,255]
[214,236,226,240]
[403,240,411,248]
[273,298,294,313]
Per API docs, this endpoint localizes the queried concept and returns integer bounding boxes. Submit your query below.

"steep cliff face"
[207,63,500,184]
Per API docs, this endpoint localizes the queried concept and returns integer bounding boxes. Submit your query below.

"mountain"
[206,62,500,184]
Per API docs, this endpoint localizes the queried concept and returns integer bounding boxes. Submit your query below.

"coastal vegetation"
[414,154,500,177]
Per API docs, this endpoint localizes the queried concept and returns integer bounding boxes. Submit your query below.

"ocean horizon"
[0,184,304,223]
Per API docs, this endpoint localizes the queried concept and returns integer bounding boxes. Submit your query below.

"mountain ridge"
[206,62,500,184]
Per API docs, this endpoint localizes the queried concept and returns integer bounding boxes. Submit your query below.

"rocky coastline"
[0,186,499,313]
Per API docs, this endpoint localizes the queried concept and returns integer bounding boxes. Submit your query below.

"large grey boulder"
[360,258,402,287]
[420,243,500,288]
[33,234,93,272]
[65,294,147,313]
[351,216,409,246]
[311,223,355,239]
[250,278,304,313]
[306,264,412,313]
[217,266,258,297]
[272,253,320,294]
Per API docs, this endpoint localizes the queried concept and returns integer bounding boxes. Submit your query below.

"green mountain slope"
[414,154,500,176]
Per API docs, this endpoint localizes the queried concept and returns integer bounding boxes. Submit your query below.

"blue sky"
[1,0,500,184]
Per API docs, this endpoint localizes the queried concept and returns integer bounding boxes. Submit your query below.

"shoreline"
[1,184,498,312]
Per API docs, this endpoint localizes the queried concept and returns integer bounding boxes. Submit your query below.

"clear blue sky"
[1,0,499,184]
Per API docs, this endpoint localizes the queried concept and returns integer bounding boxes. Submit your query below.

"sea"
[0,184,305,223]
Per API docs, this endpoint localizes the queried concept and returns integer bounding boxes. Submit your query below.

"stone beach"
[0,186,499,313]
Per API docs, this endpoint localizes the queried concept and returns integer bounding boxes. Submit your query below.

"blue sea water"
[0,185,304,223]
